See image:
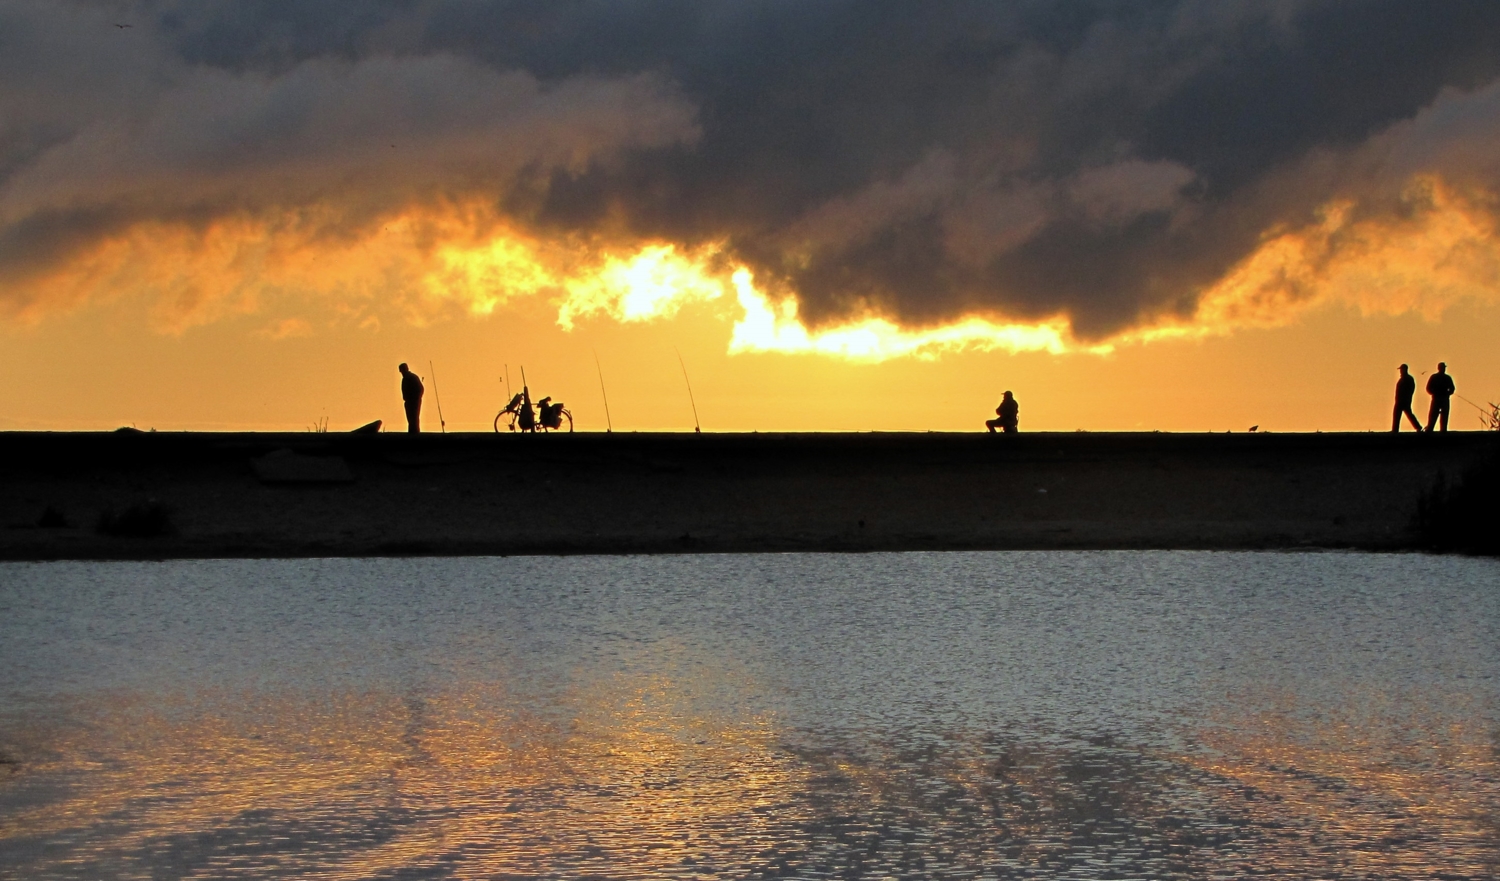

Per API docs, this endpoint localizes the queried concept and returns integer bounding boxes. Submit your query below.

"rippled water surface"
[1,552,1497,879]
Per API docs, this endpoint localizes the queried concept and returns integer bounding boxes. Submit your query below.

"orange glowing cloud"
[8,1,1500,369]
[728,269,1078,359]
[1134,177,1500,345]
[11,172,1500,363]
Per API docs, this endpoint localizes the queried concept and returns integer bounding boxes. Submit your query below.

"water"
[0,551,1496,879]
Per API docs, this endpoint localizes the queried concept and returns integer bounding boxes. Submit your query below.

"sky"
[3,0,1500,432]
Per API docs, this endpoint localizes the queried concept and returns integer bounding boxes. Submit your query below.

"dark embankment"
[2,431,1496,560]
[1417,446,1500,555]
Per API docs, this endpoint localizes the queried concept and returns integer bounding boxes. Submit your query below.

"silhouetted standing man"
[986,391,1019,434]
[1425,362,1455,433]
[1392,364,1420,432]
[399,362,424,433]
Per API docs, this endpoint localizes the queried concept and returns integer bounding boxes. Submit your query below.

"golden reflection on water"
[2,691,1498,878]
[1176,689,1500,879]
[1,675,819,879]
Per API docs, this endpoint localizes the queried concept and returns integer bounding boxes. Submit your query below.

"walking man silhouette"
[986,391,1019,434]
[399,362,424,433]
[1392,364,1421,432]
[1425,362,1455,433]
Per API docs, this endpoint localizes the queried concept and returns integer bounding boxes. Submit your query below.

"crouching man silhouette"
[986,391,1019,434]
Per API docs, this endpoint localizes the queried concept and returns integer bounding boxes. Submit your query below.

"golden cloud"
[5,173,1499,362]
[1133,176,1500,345]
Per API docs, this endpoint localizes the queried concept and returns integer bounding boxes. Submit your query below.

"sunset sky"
[4,0,1500,432]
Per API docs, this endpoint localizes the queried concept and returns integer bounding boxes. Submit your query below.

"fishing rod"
[428,360,447,433]
[593,349,613,433]
[1456,394,1500,429]
[504,364,512,400]
[1456,393,1494,414]
[675,347,701,433]
[1415,370,1492,424]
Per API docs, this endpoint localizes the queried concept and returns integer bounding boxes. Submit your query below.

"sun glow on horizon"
[726,269,1082,360]
[296,176,1500,363]
[8,174,1500,373]
[420,225,1091,360]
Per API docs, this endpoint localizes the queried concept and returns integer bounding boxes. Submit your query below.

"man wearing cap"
[1392,364,1420,432]
[1425,362,1456,433]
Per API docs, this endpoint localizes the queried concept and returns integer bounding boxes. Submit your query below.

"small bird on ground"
[1249,425,1259,432]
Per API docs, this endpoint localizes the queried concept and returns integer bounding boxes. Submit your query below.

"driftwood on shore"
[1,431,1495,560]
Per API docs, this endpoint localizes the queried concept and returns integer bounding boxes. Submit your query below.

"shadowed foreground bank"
[2,431,1496,560]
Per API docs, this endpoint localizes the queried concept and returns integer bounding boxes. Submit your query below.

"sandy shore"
[2,430,1494,560]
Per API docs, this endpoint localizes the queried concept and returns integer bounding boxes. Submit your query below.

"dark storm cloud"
[0,0,698,293]
[5,0,1500,336]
